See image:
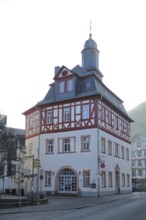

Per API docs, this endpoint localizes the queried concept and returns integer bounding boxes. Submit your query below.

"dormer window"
[59,81,64,93]
[58,78,73,93]
[67,79,73,91]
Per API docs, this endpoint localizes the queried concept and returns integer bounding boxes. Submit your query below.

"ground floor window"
[83,170,90,187]
[122,173,125,187]
[45,171,51,187]
[101,171,106,188]
[127,174,130,187]
[108,172,112,187]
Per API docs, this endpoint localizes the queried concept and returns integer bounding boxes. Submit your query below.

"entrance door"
[58,168,77,193]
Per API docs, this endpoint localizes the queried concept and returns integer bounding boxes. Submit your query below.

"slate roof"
[37,64,132,120]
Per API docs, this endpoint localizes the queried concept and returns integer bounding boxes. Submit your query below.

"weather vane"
[89,20,92,37]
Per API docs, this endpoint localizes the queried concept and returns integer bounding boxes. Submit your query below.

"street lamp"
[24,155,41,203]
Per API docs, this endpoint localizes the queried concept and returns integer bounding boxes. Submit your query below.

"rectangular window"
[46,139,54,154]
[121,146,125,159]
[64,139,70,152]
[139,170,142,177]
[137,140,142,148]
[127,174,130,187]
[101,106,105,121]
[108,111,112,125]
[115,115,119,130]
[35,114,39,126]
[132,151,135,158]
[83,170,90,187]
[115,143,119,157]
[58,137,75,153]
[138,160,142,166]
[81,136,90,151]
[101,171,106,188]
[124,122,129,135]
[59,81,64,93]
[82,104,89,119]
[101,137,106,153]
[67,79,73,91]
[132,160,135,167]
[137,151,141,157]
[126,148,129,160]
[121,120,124,132]
[122,173,125,187]
[132,170,136,177]
[108,172,112,187]
[46,110,53,124]
[45,171,51,187]
[108,140,112,155]
[63,108,70,122]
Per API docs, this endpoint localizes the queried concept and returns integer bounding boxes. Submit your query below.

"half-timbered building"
[23,34,133,197]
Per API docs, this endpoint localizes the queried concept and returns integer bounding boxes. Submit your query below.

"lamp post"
[17,137,22,208]
[24,155,35,204]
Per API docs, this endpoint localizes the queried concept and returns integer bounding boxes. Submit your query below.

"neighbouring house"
[23,33,133,197]
[131,135,146,190]
[0,115,25,194]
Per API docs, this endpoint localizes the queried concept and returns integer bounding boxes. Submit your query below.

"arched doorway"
[57,168,77,193]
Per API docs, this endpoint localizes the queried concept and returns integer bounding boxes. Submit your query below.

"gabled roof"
[54,65,74,80]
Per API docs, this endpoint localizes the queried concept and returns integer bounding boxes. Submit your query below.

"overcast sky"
[0,0,146,129]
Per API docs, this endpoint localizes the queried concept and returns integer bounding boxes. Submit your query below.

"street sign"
[40,174,43,180]
[100,163,105,168]
[34,159,40,168]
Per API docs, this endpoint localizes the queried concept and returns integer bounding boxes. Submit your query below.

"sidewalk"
[0,193,139,215]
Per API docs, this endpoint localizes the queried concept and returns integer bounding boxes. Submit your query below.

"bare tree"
[0,127,25,178]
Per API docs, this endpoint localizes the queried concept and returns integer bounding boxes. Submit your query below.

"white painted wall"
[24,127,132,196]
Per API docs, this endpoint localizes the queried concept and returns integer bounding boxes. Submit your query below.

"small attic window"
[86,82,91,89]
[62,70,68,76]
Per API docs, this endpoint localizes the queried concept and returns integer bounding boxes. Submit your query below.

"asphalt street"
[0,192,145,220]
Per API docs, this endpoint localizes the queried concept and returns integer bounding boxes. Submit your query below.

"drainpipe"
[97,96,102,197]
[97,98,100,197]
[36,107,41,200]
